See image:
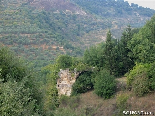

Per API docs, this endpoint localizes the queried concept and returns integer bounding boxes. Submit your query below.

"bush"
[72,71,93,95]
[0,78,38,116]
[127,63,150,96]
[148,62,155,90]
[94,69,116,99]
[127,63,150,87]
[0,47,27,82]
[132,74,149,97]
[0,46,43,115]
[56,55,73,69]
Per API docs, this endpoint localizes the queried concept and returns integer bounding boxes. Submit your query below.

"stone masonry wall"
[56,68,79,96]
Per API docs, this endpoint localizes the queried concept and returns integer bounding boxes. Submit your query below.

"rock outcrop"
[56,68,80,96]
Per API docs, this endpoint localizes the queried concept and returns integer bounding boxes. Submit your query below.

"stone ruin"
[56,68,80,96]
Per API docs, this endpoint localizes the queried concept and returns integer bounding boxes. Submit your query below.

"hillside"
[1,2,155,115]
[0,0,155,70]
[57,82,155,116]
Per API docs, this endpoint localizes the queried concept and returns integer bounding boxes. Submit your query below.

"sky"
[124,0,155,10]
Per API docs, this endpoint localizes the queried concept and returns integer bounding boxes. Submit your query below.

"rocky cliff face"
[56,68,79,96]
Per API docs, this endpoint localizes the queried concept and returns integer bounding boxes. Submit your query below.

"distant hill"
[72,0,155,17]
[0,0,155,70]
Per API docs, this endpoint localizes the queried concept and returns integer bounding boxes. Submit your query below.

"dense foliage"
[94,69,116,99]
[72,71,93,95]
[126,63,150,96]
[84,43,105,68]
[56,55,73,69]
[104,30,116,74]
[128,15,155,63]
[83,26,137,77]
[72,0,155,17]
[1,0,155,115]
[125,15,155,96]
[0,47,27,82]
[0,46,43,115]
[0,79,38,115]
[0,0,154,70]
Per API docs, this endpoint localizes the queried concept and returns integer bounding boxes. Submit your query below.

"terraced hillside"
[0,0,154,70]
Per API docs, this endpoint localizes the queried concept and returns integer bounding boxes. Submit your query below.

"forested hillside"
[72,0,155,17]
[42,14,155,115]
[0,0,154,70]
[1,0,155,115]
[1,14,155,115]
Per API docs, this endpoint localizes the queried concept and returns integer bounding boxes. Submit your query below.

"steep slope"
[0,0,155,70]
[30,0,86,14]
[72,0,155,17]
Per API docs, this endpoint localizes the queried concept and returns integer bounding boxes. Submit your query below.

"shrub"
[0,47,27,82]
[127,63,151,96]
[0,78,39,116]
[127,63,150,87]
[0,46,43,115]
[56,55,73,69]
[72,71,93,95]
[94,69,116,99]
[148,62,155,90]
[132,74,149,97]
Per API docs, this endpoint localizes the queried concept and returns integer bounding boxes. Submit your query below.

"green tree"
[132,74,149,97]
[94,69,116,99]
[0,46,42,115]
[84,42,105,68]
[104,30,116,74]
[116,26,135,76]
[56,55,73,69]
[41,64,60,114]
[128,15,155,63]
[0,78,39,116]
[0,47,27,82]
[72,71,93,95]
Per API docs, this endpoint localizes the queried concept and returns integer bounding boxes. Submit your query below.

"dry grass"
[128,92,155,111]
[80,91,104,106]
[58,77,155,116]
[116,77,127,92]
[76,91,117,116]
[116,77,127,83]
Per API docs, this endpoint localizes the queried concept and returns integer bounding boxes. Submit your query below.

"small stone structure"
[56,68,80,96]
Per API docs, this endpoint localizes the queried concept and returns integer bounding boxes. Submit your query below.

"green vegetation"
[1,13,155,114]
[72,0,155,17]
[84,42,105,68]
[56,55,73,69]
[0,79,38,116]
[104,30,116,74]
[94,69,116,99]
[0,0,154,71]
[116,92,129,116]
[127,63,149,87]
[1,0,155,115]
[0,46,43,115]
[72,71,93,95]
[0,47,27,82]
